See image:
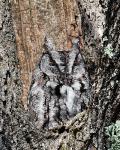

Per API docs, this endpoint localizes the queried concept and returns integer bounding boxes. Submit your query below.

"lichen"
[105,120,120,150]
[104,43,114,58]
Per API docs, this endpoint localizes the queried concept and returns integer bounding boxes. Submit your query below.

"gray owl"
[29,39,90,129]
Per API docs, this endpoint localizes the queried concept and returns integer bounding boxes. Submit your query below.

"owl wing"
[28,66,46,126]
[68,48,90,109]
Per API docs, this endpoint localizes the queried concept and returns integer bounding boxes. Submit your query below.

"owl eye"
[74,62,79,66]
[74,60,81,66]
[82,74,87,80]
[49,60,55,65]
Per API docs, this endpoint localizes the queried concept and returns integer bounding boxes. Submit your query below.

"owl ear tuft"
[44,37,55,51]
[71,37,80,49]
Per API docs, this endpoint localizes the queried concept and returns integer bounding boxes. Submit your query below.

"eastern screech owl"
[29,38,90,129]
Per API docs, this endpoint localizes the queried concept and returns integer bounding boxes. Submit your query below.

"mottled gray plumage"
[29,40,90,129]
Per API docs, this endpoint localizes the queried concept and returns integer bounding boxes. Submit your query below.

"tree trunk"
[0,0,120,149]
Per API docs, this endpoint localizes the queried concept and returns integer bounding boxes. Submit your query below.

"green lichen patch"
[105,120,120,150]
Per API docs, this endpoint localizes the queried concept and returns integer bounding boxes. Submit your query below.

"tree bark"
[0,0,120,149]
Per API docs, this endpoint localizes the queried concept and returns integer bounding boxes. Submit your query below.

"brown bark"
[11,0,82,109]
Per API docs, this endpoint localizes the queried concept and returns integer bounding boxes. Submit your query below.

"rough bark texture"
[0,0,120,150]
[11,0,82,109]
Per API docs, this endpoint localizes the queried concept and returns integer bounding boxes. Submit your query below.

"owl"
[28,38,90,129]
